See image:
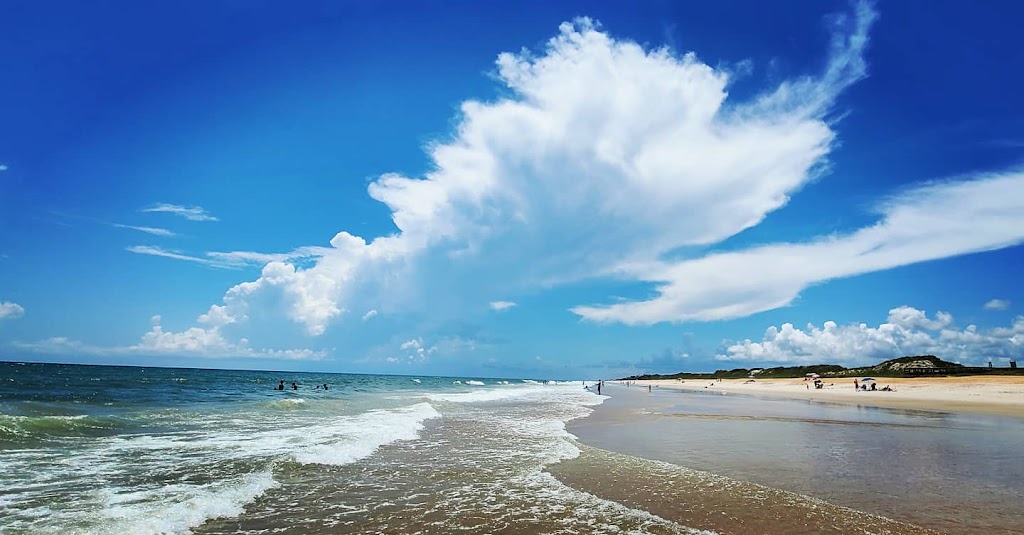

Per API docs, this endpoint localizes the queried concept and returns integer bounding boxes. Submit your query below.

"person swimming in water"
[277,380,285,391]
[291,382,298,390]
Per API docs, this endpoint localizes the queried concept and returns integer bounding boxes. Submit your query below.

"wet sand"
[549,445,938,535]
[553,382,1024,534]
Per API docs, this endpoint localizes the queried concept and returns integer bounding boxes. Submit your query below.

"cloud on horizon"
[716,306,1024,366]
[14,314,325,361]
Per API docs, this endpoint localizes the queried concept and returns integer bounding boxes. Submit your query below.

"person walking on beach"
[854,379,859,391]
[597,381,602,395]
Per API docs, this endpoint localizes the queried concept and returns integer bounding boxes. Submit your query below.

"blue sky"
[2,1,1023,378]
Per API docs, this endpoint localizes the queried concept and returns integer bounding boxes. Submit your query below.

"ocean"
[0,362,704,535]
[3,363,1019,534]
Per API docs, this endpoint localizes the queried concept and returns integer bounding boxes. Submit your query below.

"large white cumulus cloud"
[717,306,1024,366]
[206,7,885,335]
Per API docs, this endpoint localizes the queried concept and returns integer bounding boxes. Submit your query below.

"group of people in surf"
[275,380,329,391]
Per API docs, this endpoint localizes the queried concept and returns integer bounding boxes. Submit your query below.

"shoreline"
[625,375,1024,418]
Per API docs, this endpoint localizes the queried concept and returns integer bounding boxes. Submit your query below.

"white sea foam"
[5,402,442,534]
[429,383,605,406]
[292,402,440,465]
[271,397,306,409]
[412,378,421,383]
[465,380,485,386]
[428,387,546,404]
[89,471,278,535]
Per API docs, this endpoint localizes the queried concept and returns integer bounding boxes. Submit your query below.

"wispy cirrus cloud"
[127,245,328,270]
[140,203,218,222]
[127,245,228,268]
[114,224,176,237]
[0,301,25,320]
[573,172,1024,324]
[489,301,517,311]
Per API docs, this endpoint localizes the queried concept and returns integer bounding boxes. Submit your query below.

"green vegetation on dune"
[620,355,1023,381]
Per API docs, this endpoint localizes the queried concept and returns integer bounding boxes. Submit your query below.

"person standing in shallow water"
[291,382,298,390]
[277,380,285,391]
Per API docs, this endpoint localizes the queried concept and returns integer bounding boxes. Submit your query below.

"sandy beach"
[561,379,1024,534]
[629,375,1024,418]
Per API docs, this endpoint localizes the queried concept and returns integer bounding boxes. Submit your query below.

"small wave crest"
[465,380,485,386]
[269,398,307,409]
[0,413,126,443]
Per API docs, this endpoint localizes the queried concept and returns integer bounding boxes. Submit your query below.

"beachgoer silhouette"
[323,384,328,390]
[277,380,285,391]
[292,382,298,390]
[854,379,859,391]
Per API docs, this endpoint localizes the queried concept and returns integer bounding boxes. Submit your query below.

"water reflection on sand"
[565,384,1024,535]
